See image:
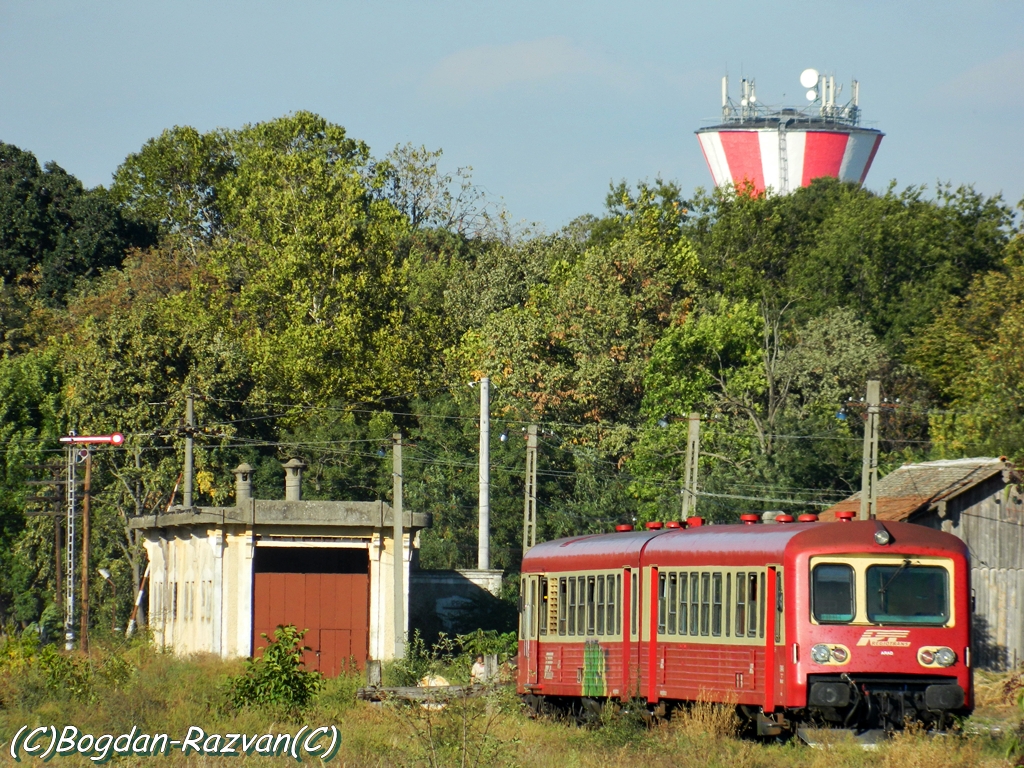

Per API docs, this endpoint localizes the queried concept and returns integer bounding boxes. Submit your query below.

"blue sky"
[2,1,1022,229]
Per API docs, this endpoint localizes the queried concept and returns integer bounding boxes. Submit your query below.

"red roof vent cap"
[645,521,663,530]
[775,514,794,523]
[798,513,819,523]
[665,521,683,529]
[687,517,704,527]
[837,511,856,522]
[740,514,760,525]
[615,524,634,533]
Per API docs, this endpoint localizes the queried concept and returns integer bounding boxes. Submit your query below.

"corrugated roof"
[821,458,1011,522]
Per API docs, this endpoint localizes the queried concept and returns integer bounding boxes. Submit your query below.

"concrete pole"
[183,393,194,508]
[681,413,700,520]
[478,378,490,570]
[523,424,538,553]
[859,380,880,520]
[392,432,405,659]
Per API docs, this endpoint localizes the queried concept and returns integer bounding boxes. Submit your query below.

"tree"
[380,144,489,235]
[683,178,1013,350]
[911,234,1024,461]
[0,142,156,305]
[631,300,888,520]
[110,126,232,257]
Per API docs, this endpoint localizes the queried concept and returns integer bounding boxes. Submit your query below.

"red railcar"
[517,515,972,733]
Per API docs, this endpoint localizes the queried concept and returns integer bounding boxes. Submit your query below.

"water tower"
[696,69,883,194]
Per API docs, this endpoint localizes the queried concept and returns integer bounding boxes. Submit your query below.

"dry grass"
[0,650,1018,767]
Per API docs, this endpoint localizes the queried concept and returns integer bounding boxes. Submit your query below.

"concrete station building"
[129,461,430,675]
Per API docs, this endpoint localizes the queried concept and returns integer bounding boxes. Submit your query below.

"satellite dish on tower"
[806,89,818,101]
[800,68,819,88]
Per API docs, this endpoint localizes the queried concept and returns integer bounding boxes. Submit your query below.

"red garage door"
[253,548,369,676]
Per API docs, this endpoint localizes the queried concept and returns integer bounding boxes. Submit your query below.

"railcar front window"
[866,563,949,625]
[812,564,855,623]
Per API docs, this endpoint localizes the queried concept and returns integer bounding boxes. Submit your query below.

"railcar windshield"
[866,563,949,625]
[812,564,855,623]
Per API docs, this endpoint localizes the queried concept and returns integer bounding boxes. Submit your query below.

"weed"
[226,624,323,714]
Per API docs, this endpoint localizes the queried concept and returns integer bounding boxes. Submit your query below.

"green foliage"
[227,624,323,713]
[0,142,156,305]
[456,629,518,661]
[384,630,461,687]
[1,111,1021,636]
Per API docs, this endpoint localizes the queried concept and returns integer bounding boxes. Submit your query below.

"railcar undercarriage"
[796,673,968,732]
[522,673,969,736]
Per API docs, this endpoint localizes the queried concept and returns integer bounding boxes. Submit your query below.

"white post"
[393,432,405,659]
[478,377,490,570]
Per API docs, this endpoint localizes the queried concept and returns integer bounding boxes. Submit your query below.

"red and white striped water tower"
[696,69,883,194]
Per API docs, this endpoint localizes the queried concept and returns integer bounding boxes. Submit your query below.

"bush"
[227,624,323,714]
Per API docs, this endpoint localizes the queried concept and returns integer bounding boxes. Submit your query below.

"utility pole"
[392,432,405,659]
[478,377,490,570]
[523,424,538,553]
[80,449,91,652]
[59,432,124,650]
[65,442,77,651]
[859,380,880,520]
[681,413,700,520]
[183,393,194,508]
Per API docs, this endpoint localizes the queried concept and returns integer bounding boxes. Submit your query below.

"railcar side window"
[615,574,622,635]
[678,573,689,636]
[539,577,548,636]
[866,563,949,625]
[530,579,538,637]
[725,573,732,637]
[631,574,638,636]
[712,573,723,636]
[558,578,567,635]
[747,573,759,637]
[775,571,784,643]
[812,564,855,623]
[758,572,766,639]
[658,573,667,634]
[606,575,616,635]
[700,572,711,636]
[735,572,746,636]
[690,571,700,635]
[577,576,586,634]
[667,573,678,634]
[568,577,577,635]
[597,575,605,635]
[587,575,596,635]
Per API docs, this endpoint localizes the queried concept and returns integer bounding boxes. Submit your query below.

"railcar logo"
[856,629,911,647]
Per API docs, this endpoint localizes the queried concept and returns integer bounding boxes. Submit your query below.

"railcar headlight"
[919,649,936,665]
[935,647,957,667]
[831,646,848,663]
[874,529,891,545]
[811,644,831,664]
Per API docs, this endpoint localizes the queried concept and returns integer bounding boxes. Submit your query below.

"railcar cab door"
[520,575,545,685]
[764,564,786,712]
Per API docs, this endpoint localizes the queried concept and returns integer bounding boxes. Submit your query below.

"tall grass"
[0,634,1017,767]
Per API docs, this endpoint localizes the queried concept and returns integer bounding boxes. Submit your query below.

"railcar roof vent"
[615,524,634,532]
[666,521,683,528]
[775,514,795,523]
[836,511,856,522]
[740,514,760,525]
[687,517,704,527]
[645,521,664,530]
[798,513,819,522]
